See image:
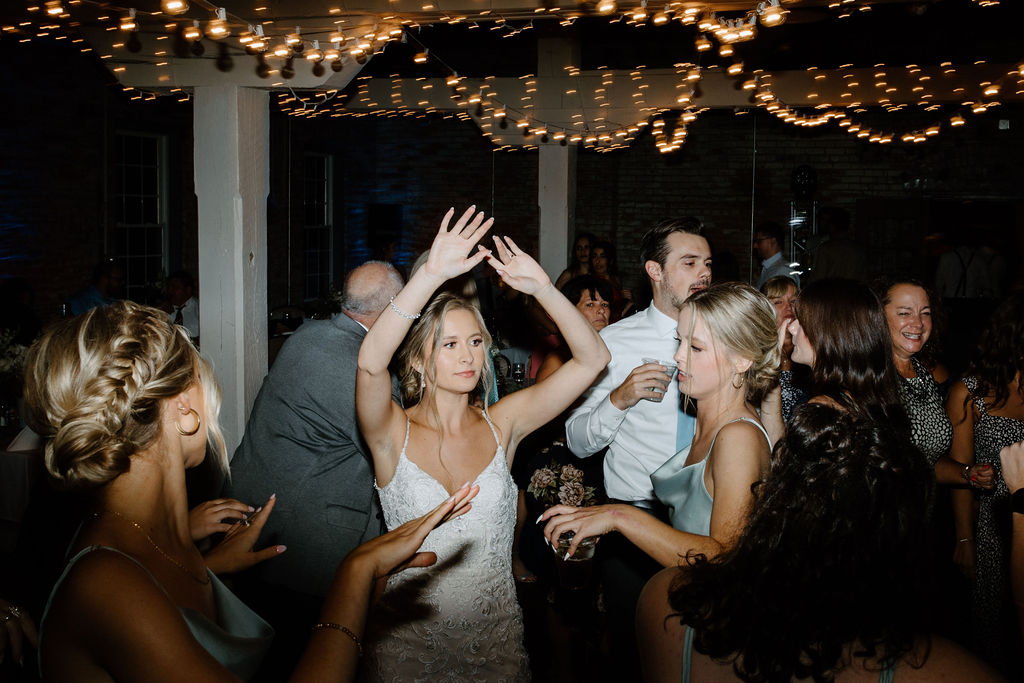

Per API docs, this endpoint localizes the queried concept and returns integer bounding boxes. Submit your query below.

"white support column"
[193,85,269,456]
[537,144,576,282]
[535,32,579,281]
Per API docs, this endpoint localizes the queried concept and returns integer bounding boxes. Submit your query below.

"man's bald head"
[340,261,405,327]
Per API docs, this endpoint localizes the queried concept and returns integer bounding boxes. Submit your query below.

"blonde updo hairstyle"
[681,282,780,403]
[23,301,226,490]
[398,292,494,408]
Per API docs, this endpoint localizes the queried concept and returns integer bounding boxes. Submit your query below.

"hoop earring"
[176,408,201,436]
[731,373,745,390]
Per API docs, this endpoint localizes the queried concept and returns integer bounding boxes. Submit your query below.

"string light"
[757,0,789,27]
[160,0,188,16]
[183,20,201,42]
[206,8,229,40]
[120,8,137,32]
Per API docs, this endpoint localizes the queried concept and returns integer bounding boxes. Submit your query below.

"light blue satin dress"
[650,418,770,534]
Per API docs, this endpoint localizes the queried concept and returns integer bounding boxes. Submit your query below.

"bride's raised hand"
[487,235,551,296]
[422,206,494,281]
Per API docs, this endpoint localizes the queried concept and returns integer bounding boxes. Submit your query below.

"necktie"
[174,306,184,325]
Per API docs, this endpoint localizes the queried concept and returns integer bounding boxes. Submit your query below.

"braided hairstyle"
[23,301,226,490]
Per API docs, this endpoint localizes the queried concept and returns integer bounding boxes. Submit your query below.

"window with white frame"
[304,153,333,301]
[112,132,167,304]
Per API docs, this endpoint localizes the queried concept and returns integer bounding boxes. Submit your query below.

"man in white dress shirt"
[566,217,710,505]
[565,217,711,677]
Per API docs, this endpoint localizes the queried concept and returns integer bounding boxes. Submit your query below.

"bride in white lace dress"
[356,207,610,681]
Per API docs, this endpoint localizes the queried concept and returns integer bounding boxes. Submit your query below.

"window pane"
[113,133,166,305]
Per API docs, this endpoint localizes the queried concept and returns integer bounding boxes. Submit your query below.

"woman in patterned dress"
[947,292,1024,676]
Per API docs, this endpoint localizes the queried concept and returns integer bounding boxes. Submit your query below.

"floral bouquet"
[527,459,598,507]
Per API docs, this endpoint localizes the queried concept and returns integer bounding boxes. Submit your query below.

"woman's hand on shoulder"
[486,236,552,296]
[422,206,494,281]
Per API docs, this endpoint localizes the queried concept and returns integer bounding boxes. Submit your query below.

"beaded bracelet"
[312,622,363,656]
[389,296,421,320]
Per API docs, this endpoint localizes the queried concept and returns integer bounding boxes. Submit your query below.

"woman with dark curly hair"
[637,403,1000,683]
[786,278,908,432]
[540,283,778,565]
[947,291,1024,675]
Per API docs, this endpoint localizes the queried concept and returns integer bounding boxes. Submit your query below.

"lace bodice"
[362,411,530,682]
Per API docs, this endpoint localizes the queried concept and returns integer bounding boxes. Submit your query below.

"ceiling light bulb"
[413,50,428,63]
[596,0,617,15]
[652,11,669,25]
[728,61,744,76]
[983,84,1000,96]
[695,36,712,51]
[305,40,323,61]
[273,43,291,57]
[45,1,64,16]
[285,28,302,46]
[121,9,137,32]
[206,8,229,40]
[161,0,188,14]
[697,13,716,32]
[183,20,201,41]
[323,47,340,61]
[759,0,788,27]
[718,43,734,57]
[950,114,965,126]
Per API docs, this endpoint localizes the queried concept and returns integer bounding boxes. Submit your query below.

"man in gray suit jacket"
[224,261,403,676]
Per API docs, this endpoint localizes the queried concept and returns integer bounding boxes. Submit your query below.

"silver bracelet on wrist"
[389,296,421,320]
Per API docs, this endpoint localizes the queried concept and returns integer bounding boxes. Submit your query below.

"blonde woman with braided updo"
[541,282,779,566]
[27,301,482,682]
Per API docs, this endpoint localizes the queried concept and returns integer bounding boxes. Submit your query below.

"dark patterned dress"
[962,376,1024,676]
[898,357,953,465]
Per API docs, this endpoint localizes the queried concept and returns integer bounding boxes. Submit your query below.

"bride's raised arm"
[356,207,493,474]
[486,236,610,448]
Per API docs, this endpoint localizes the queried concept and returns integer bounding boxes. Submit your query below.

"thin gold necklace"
[93,510,211,585]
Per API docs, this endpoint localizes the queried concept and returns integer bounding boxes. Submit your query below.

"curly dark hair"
[667,403,933,682]
[795,278,907,431]
[964,291,1024,410]
[870,276,945,370]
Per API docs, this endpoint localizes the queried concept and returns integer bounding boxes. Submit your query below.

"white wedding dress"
[361,411,531,682]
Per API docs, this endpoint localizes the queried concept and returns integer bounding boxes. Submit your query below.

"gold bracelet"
[312,622,363,656]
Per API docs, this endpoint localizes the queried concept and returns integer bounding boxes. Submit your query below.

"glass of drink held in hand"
[641,358,677,402]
